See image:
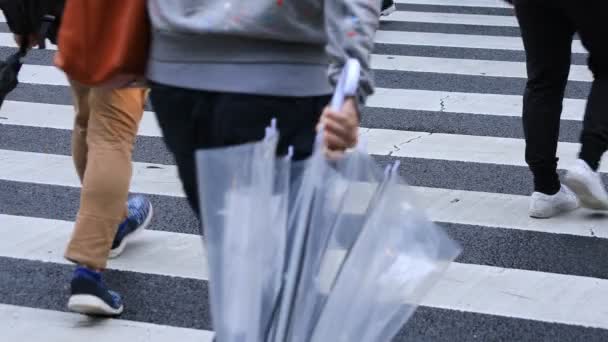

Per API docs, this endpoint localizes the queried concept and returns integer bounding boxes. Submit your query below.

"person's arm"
[325,0,381,107]
[321,0,381,151]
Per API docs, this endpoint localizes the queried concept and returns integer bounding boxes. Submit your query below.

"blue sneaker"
[109,195,153,258]
[68,266,124,316]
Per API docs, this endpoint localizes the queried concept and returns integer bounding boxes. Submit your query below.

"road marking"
[371,54,592,82]
[5,55,598,88]
[426,262,608,329]
[13,54,592,88]
[0,101,162,137]
[367,87,586,120]
[0,89,587,138]
[2,146,607,236]
[0,149,182,196]
[14,55,595,85]
[0,304,215,342]
[395,0,512,8]
[382,10,518,27]
[0,32,57,50]
[374,30,585,53]
[0,214,208,280]
[2,133,606,197]
[360,128,608,172]
[17,64,69,86]
[3,214,608,330]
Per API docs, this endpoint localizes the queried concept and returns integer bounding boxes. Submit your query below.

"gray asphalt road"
[1,2,607,341]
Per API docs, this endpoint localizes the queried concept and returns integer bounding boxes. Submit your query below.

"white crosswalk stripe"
[2,133,607,195]
[4,213,608,330]
[381,11,518,26]
[367,87,586,120]
[8,54,594,89]
[1,2,607,341]
[0,32,57,49]
[0,89,588,135]
[395,0,512,8]
[371,54,592,81]
[0,101,162,136]
[1,304,215,342]
[374,30,586,53]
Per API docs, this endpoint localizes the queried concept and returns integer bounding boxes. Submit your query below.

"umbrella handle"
[329,59,360,112]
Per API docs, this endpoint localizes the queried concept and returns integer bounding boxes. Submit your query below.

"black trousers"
[514,0,608,194]
[149,82,330,215]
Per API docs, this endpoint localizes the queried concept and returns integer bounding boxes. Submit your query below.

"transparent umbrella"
[196,121,285,342]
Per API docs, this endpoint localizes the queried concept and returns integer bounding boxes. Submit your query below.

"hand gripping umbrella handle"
[329,59,361,112]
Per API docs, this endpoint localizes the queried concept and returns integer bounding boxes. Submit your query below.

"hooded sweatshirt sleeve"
[325,0,381,105]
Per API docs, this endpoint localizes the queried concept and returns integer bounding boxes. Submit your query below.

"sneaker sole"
[68,294,123,316]
[564,176,608,210]
[109,202,154,259]
[529,203,578,219]
[381,4,396,16]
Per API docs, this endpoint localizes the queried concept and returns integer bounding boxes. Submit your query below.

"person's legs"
[560,1,608,209]
[515,0,575,195]
[562,1,608,170]
[65,86,148,269]
[65,86,152,316]
[70,81,91,182]
[149,84,214,216]
[514,0,580,218]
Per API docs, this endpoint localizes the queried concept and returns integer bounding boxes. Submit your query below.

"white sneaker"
[380,3,396,16]
[529,184,579,219]
[564,159,608,210]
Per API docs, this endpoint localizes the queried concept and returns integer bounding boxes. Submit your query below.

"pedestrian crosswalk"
[2,304,215,342]
[2,1,608,340]
[373,30,586,52]
[381,10,518,26]
[371,54,592,81]
[396,0,511,7]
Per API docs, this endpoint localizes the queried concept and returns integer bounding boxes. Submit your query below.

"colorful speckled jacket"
[146,0,381,102]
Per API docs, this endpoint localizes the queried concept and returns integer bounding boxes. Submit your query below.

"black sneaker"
[67,266,124,316]
[381,0,396,16]
[109,195,153,258]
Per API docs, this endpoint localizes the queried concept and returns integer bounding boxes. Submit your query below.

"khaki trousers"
[64,81,147,269]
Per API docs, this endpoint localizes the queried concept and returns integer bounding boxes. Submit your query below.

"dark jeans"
[149,82,330,215]
[514,0,608,194]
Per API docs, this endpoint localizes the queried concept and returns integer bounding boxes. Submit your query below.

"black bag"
[0,50,24,107]
[0,0,64,108]
[0,0,65,47]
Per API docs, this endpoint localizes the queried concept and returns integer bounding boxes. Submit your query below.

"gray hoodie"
[146,0,381,103]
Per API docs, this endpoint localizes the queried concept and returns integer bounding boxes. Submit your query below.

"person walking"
[512,0,608,218]
[64,82,153,316]
[1,1,153,316]
[146,1,381,216]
